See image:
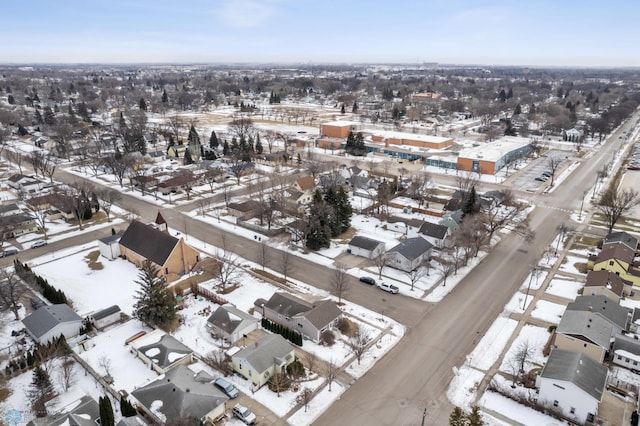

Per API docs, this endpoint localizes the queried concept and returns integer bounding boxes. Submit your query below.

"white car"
[232,404,256,425]
[31,240,47,249]
[377,282,399,294]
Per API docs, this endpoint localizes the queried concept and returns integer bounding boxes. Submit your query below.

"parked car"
[0,249,18,258]
[232,404,256,425]
[377,282,399,294]
[214,377,239,399]
[30,240,47,249]
[359,276,376,285]
[541,171,552,178]
[534,176,546,182]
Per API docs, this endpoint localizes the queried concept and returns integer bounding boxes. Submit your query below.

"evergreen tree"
[133,260,176,328]
[340,104,346,114]
[467,406,485,425]
[78,101,90,122]
[462,186,479,217]
[354,132,365,154]
[187,124,201,161]
[139,98,147,112]
[99,396,115,426]
[514,103,522,115]
[8,94,15,104]
[209,130,219,149]
[255,134,263,154]
[297,153,301,165]
[506,87,513,99]
[162,89,169,103]
[28,366,55,416]
[43,106,55,125]
[345,131,356,152]
[223,140,230,156]
[448,407,466,426]
[35,109,44,124]
[184,148,194,165]
[498,89,506,103]
[352,102,358,113]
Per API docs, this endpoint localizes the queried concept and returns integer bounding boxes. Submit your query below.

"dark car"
[0,249,18,258]
[534,177,546,182]
[359,276,376,285]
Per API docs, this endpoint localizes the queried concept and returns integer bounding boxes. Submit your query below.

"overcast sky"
[2,0,638,66]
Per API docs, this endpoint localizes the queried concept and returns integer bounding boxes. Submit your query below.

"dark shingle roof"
[349,236,384,251]
[303,300,342,330]
[207,305,257,336]
[595,244,635,265]
[131,364,227,421]
[263,292,312,317]
[99,231,123,245]
[604,231,638,251]
[584,270,629,297]
[418,222,449,239]
[556,311,613,348]
[613,333,640,356]
[540,349,607,401]
[92,305,121,321]
[26,396,99,426]
[232,334,294,374]
[389,237,433,261]
[22,304,82,339]
[119,220,179,266]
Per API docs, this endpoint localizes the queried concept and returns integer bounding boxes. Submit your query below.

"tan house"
[590,243,640,286]
[583,270,632,303]
[119,220,200,281]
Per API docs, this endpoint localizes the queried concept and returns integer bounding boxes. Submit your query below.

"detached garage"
[348,236,385,259]
[99,232,122,260]
[22,304,82,344]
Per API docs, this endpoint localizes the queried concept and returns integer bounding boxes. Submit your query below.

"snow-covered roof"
[458,136,531,162]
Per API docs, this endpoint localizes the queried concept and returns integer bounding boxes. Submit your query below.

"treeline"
[261,318,303,346]
[14,260,68,305]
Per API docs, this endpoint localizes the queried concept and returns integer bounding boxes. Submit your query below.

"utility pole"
[421,408,427,426]
[523,265,537,310]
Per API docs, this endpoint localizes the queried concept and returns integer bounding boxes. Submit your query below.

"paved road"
[21,110,639,424]
[313,111,640,425]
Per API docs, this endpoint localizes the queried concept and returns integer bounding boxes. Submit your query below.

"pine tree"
[467,405,485,425]
[184,148,194,165]
[498,89,506,103]
[162,90,168,103]
[507,88,513,99]
[133,260,176,328]
[352,102,358,113]
[99,396,115,426]
[7,94,15,104]
[514,103,522,115]
[462,186,478,217]
[35,109,44,124]
[139,98,147,112]
[28,366,55,416]
[340,104,346,114]
[209,130,219,149]
[448,407,466,426]
[223,140,230,156]
[255,134,263,154]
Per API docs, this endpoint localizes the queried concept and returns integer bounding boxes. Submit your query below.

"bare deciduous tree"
[330,265,349,303]
[270,372,290,397]
[280,250,294,283]
[435,255,455,287]
[257,240,270,271]
[406,263,427,291]
[0,268,28,320]
[98,355,113,378]
[373,252,388,279]
[596,187,640,232]
[216,233,240,290]
[349,329,371,365]
[326,358,338,391]
[202,350,234,376]
[98,189,121,222]
[58,355,76,391]
[296,387,313,413]
[546,156,563,186]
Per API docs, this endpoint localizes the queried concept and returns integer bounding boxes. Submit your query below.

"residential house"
[348,235,385,259]
[131,364,228,424]
[256,292,342,342]
[130,329,194,374]
[156,173,199,196]
[583,270,631,303]
[227,200,261,221]
[386,237,433,272]
[89,305,121,330]
[231,334,295,388]
[0,203,21,216]
[166,144,187,159]
[145,150,166,163]
[0,212,37,239]
[537,349,607,424]
[603,231,638,252]
[566,295,630,331]
[417,222,450,248]
[119,220,200,281]
[206,305,259,344]
[98,232,122,260]
[555,310,616,363]
[387,216,424,237]
[612,333,640,370]
[26,395,99,426]
[631,308,640,334]
[7,174,43,193]
[590,243,640,286]
[22,304,82,344]
[439,210,463,232]
[294,175,315,193]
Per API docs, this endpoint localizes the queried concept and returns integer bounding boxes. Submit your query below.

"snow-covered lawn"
[499,325,550,375]
[557,255,588,276]
[504,291,533,314]
[287,382,345,426]
[545,277,583,300]
[447,366,486,408]
[467,317,518,371]
[32,246,144,316]
[530,300,566,324]
[479,391,564,426]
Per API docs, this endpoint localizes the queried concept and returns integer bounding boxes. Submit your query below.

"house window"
[583,343,587,348]
[618,355,623,360]
[634,361,638,366]
[626,358,631,362]
[553,400,559,407]
[570,407,575,415]
[609,261,614,266]
[285,317,290,322]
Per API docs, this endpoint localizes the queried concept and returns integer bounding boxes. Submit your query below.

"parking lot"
[509,149,570,191]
